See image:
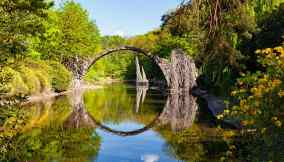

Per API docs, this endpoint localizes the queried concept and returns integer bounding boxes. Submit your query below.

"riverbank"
[1,77,165,106]
[22,82,103,106]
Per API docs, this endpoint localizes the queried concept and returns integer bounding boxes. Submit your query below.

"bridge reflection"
[63,85,198,136]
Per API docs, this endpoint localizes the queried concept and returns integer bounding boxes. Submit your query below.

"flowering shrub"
[223,45,284,131]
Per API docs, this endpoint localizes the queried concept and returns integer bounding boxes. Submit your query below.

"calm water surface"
[1,83,228,162]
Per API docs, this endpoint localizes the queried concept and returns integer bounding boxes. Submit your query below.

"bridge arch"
[83,46,167,84]
[63,101,163,137]
[71,46,198,92]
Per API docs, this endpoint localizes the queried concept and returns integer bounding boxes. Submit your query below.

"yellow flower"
[223,130,236,139]
[231,91,237,96]
[278,90,284,97]
[217,114,224,120]
[263,48,272,54]
[261,128,267,134]
[240,100,246,107]
[274,46,283,53]
[224,109,230,114]
[275,121,282,127]
[259,78,267,84]
[241,119,255,126]
[271,117,278,121]
[272,79,282,87]
[250,87,257,93]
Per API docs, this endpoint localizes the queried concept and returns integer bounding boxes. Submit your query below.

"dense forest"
[0,0,284,161]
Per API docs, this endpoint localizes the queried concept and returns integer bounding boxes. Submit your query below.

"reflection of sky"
[93,122,178,162]
[142,154,160,162]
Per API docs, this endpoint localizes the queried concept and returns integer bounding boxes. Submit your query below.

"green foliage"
[18,66,42,95]
[253,3,284,49]
[160,0,284,95]
[254,0,284,18]
[83,84,164,125]
[0,0,101,97]
[153,34,193,58]
[224,45,284,130]
[48,61,72,92]
[0,97,100,162]
[0,0,52,63]
[0,67,29,97]
[85,35,135,81]
[57,1,101,60]
[0,60,71,97]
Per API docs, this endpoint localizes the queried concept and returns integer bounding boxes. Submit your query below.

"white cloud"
[113,30,126,37]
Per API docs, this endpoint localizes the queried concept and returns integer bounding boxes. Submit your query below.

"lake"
[0,83,233,162]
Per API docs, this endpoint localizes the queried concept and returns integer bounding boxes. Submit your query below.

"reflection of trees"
[64,88,96,128]
[155,92,229,162]
[1,84,283,162]
[84,84,164,124]
[156,92,284,162]
[0,95,101,162]
[64,85,163,136]
[231,132,284,162]
[84,84,134,123]
[5,127,100,162]
[68,84,200,137]
[157,124,228,162]
[75,84,284,162]
[158,93,198,131]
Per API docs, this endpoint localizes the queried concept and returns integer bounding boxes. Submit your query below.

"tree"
[0,0,53,64]
[57,1,101,61]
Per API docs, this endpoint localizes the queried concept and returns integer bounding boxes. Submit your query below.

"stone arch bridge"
[66,46,198,92]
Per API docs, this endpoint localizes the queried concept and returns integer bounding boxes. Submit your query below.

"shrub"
[0,60,72,98]
[48,61,72,92]
[21,60,53,93]
[0,67,29,97]
[223,45,284,131]
[18,66,41,95]
[22,59,72,93]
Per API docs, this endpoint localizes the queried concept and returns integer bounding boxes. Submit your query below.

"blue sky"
[55,0,181,36]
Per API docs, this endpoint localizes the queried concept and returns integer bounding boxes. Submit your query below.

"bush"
[48,61,72,92]
[21,60,53,93]
[0,60,72,98]
[223,45,284,131]
[18,66,41,95]
[153,35,193,58]
[22,59,72,92]
[0,67,29,97]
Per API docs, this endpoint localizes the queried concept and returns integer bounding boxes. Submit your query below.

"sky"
[55,0,181,36]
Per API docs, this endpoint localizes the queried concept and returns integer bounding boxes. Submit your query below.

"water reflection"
[135,86,148,113]
[0,95,101,162]
[0,83,228,162]
[142,154,160,162]
[65,84,199,136]
[159,93,198,131]
[64,86,162,136]
[64,88,96,128]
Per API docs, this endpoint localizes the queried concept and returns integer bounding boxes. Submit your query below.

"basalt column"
[155,49,198,92]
